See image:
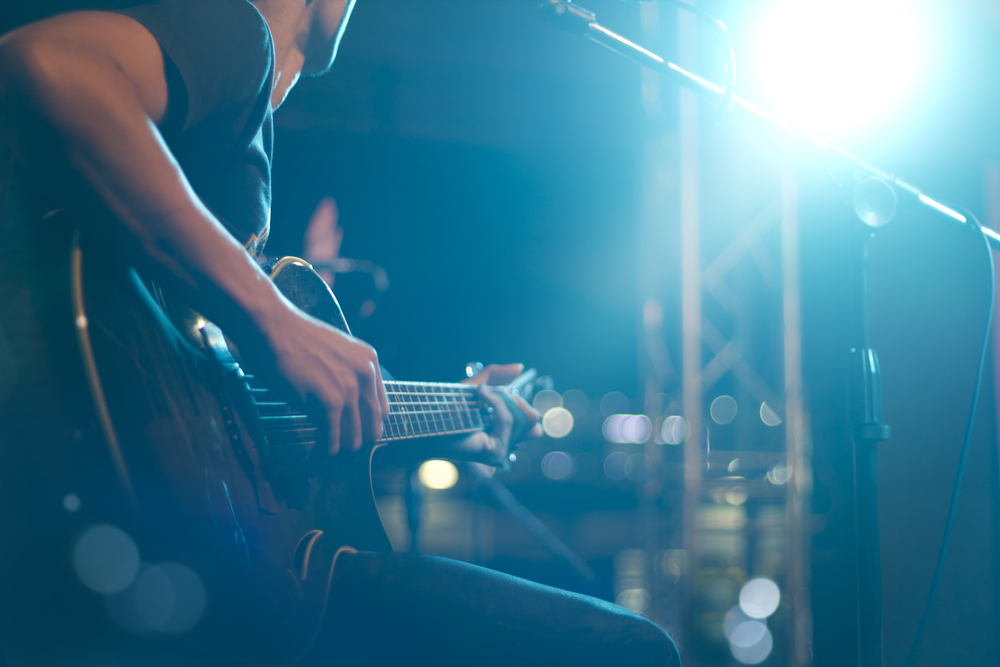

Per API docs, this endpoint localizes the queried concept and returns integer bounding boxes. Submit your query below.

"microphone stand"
[539,0,999,250]
[538,3,990,666]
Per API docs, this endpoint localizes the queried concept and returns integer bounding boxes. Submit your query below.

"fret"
[437,386,452,433]
[403,384,416,436]
[385,406,479,416]
[392,385,404,436]
[447,387,462,431]
[402,383,417,435]
[456,387,469,432]
[252,379,490,446]
[456,387,471,430]
[384,391,477,398]
[410,383,422,435]
[418,386,430,435]
[436,385,454,434]
[385,410,399,438]
[459,388,472,429]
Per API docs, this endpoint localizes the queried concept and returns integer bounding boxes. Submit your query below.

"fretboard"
[380,381,488,441]
[245,377,489,449]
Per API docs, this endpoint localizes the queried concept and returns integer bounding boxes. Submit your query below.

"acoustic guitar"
[69,241,533,664]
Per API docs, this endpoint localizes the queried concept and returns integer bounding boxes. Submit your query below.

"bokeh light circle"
[603,414,652,444]
[599,392,630,417]
[134,565,176,631]
[105,562,206,635]
[542,407,574,438]
[739,577,781,619]
[726,486,749,506]
[541,451,577,481]
[710,395,738,425]
[625,415,651,443]
[625,453,652,482]
[615,588,651,615]
[731,624,774,665]
[158,563,207,633]
[767,464,793,485]
[729,620,768,648]
[724,605,754,641]
[532,389,563,414]
[759,402,782,426]
[604,451,630,481]
[63,493,81,513]
[561,389,589,418]
[418,460,459,490]
[73,525,141,595]
[660,415,687,445]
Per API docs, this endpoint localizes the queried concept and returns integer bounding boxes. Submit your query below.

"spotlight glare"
[755,0,924,133]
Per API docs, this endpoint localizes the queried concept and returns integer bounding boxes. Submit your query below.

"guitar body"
[78,248,393,664]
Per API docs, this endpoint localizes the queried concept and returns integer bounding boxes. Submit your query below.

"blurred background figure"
[304,196,344,287]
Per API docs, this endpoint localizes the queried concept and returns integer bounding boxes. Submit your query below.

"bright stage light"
[755,0,924,134]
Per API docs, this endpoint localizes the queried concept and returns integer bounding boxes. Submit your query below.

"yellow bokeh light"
[418,460,459,490]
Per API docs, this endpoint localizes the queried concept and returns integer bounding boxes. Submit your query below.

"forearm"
[0,31,289,343]
[0,10,388,452]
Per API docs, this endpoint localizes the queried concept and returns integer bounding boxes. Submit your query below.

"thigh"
[307,551,680,667]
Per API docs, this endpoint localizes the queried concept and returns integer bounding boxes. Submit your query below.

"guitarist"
[0,1,680,665]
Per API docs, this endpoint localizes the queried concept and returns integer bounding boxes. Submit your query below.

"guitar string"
[263,424,488,445]
[263,413,490,444]
[260,409,489,430]
[259,419,484,434]
[258,423,489,449]
[247,380,496,446]
[261,418,488,434]
[263,413,489,433]
[255,404,487,417]
[255,399,485,415]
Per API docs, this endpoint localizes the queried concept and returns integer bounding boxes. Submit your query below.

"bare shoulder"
[0,11,168,123]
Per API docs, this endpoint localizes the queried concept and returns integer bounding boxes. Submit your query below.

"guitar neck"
[248,377,490,449]
[380,381,488,442]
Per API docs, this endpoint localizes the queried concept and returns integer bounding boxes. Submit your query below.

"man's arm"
[0,12,389,453]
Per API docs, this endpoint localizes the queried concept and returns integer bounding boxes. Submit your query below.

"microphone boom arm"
[539,0,1000,250]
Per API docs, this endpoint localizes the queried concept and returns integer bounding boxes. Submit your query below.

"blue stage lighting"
[755,0,924,134]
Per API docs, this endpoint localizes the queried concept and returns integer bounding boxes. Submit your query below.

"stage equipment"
[754,0,922,133]
[539,0,997,251]
[540,2,997,666]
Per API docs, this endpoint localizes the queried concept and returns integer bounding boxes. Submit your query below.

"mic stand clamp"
[540,0,594,37]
